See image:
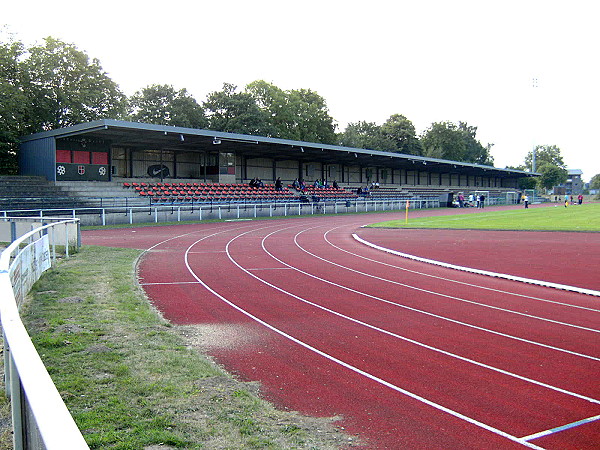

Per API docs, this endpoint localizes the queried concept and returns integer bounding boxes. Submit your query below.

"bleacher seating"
[124,182,299,204]
[122,181,518,205]
[296,185,358,201]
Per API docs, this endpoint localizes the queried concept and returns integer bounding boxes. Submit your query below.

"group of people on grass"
[456,193,486,208]
[524,193,584,209]
[562,193,584,207]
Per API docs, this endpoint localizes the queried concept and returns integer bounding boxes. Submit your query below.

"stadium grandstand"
[9,119,537,214]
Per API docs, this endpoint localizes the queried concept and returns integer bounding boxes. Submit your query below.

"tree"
[128,84,207,128]
[0,34,27,173]
[245,80,337,144]
[420,121,467,161]
[380,114,422,155]
[420,121,493,164]
[522,145,567,191]
[286,88,337,144]
[0,34,126,173]
[458,122,494,165]
[537,163,568,191]
[589,173,600,199]
[338,121,395,151]
[524,144,566,172]
[22,37,126,130]
[204,83,273,135]
[590,173,600,190]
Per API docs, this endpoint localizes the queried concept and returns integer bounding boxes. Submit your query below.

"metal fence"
[1,218,88,449]
[2,197,442,227]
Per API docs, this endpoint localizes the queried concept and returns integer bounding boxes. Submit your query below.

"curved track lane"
[83,212,600,449]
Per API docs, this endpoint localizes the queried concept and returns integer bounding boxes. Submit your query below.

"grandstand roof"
[22,119,537,179]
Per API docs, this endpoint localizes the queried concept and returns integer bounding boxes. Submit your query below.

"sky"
[3,0,599,181]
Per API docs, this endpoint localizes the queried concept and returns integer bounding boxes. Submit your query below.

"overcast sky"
[4,0,599,181]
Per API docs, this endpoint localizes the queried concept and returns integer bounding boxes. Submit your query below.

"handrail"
[1,219,88,449]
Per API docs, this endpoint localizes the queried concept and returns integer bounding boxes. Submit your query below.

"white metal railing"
[1,219,88,449]
[1,197,443,227]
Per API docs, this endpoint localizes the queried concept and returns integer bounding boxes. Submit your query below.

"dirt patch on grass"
[176,324,362,449]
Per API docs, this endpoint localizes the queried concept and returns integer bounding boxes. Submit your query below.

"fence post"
[65,222,70,258]
[3,331,9,397]
[9,356,24,449]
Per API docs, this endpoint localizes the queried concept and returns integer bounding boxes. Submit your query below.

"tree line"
[4,34,571,186]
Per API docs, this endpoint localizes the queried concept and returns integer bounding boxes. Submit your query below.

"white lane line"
[235,227,599,404]
[321,227,600,313]
[520,414,600,442]
[140,281,200,286]
[183,230,544,449]
[265,227,600,362]
[353,233,600,298]
[283,229,600,333]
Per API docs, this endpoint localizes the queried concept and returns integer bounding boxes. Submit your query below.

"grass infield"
[368,203,600,232]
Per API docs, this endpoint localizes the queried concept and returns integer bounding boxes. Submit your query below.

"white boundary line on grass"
[352,233,600,298]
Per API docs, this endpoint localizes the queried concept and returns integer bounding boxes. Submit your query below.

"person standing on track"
[524,194,529,208]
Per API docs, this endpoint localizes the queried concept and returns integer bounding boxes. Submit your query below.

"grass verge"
[368,203,600,231]
[12,246,354,449]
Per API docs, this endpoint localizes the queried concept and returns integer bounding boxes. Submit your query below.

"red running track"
[83,209,600,449]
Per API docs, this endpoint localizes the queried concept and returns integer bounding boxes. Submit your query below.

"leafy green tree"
[590,173,600,190]
[1,34,126,173]
[286,88,337,144]
[420,121,467,161]
[537,163,568,191]
[420,121,493,164]
[458,122,494,165]
[246,80,337,144]
[22,37,126,130]
[338,121,395,151]
[380,114,422,155]
[524,144,566,172]
[0,34,27,173]
[522,145,568,191]
[204,83,273,135]
[588,173,600,199]
[128,84,207,128]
